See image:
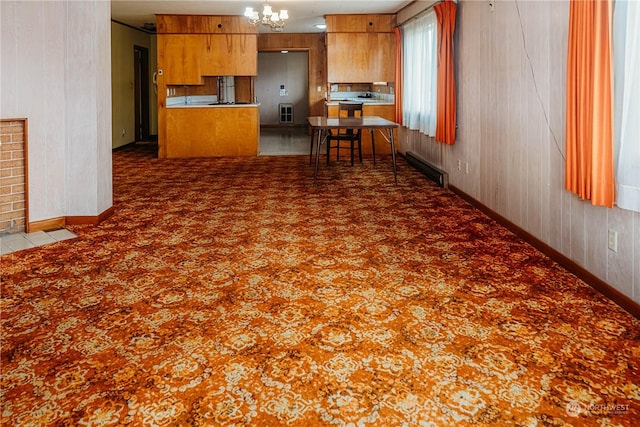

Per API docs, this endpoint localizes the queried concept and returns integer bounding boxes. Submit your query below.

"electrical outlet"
[121,128,126,136]
[465,162,469,174]
[457,160,461,171]
[608,229,618,252]
[317,86,322,92]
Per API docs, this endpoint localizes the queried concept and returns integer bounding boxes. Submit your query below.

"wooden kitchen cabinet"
[166,107,259,158]
[326,14,396,83]
[157,15,258,80]
[157,34,202,85]
[327,33,395,83]
[200,34,257,76]
[160,34,257,81]
[156,15,260,159]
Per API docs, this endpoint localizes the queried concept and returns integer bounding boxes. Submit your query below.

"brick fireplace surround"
[0,118,28,235]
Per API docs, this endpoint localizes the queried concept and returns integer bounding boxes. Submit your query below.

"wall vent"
[279,103,293,124]
[405,151,449,188]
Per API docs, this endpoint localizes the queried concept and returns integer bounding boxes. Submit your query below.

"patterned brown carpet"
[1,143,639,426]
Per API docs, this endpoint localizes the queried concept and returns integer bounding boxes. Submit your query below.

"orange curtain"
[434,0,457,145]
[565,0,615,207]
[394,27,403,124]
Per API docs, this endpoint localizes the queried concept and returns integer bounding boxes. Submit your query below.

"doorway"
[256,51,309,155]
[133,45,150,141]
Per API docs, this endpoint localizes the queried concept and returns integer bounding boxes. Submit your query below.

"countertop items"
[167,102,260,108]
[166,95,259,108]
[326,99,394,106]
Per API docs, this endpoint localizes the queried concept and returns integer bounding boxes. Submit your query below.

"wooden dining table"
[307,116,400,186]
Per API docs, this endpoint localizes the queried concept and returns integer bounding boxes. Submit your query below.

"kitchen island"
[155,14,259,159]
[163,101,259,158]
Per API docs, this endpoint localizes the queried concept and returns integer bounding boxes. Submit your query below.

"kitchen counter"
[166,95,259,109]
[162,101,259,158]
[326,99,394,106]
[167,102,260,108]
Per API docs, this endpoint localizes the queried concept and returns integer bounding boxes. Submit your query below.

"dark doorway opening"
[134,45,150,141]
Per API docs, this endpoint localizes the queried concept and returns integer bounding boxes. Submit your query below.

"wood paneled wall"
[156,15,257,34]
[398,0,639,304]
[257,33,326,116]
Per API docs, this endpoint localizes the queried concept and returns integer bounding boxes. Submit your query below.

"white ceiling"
[111,0,415,33]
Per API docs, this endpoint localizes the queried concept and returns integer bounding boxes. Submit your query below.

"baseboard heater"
[405,151,449,188]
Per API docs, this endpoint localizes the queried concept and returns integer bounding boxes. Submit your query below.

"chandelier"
[244,4,289,31]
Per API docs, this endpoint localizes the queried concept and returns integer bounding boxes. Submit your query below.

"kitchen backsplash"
[329,91,394,103]
[166,95,218,106]
[329,82,395,103]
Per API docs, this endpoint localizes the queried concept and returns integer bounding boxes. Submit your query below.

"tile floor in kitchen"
[1,128,309,256]
[259,126,310,156]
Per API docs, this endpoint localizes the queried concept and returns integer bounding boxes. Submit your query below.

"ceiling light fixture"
[244,3,288,32]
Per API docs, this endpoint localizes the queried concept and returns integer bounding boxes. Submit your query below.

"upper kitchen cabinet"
[200,34,257,76]
[326,14,396,83]
[157,34,202,85]
[326,33,395,83]
[156,15,258,80]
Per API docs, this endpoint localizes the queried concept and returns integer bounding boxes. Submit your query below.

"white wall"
[256,51,309,125]
[1,0,112,221]
[398,0,639,304]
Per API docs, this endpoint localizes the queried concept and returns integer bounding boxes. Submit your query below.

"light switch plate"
[608,229,618,252]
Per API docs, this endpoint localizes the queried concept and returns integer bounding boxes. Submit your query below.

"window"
[613,0,640,212]
[402,11,438,137]
[566,0,639,209]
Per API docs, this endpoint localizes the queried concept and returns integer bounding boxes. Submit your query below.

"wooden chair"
[326,102,363,166]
